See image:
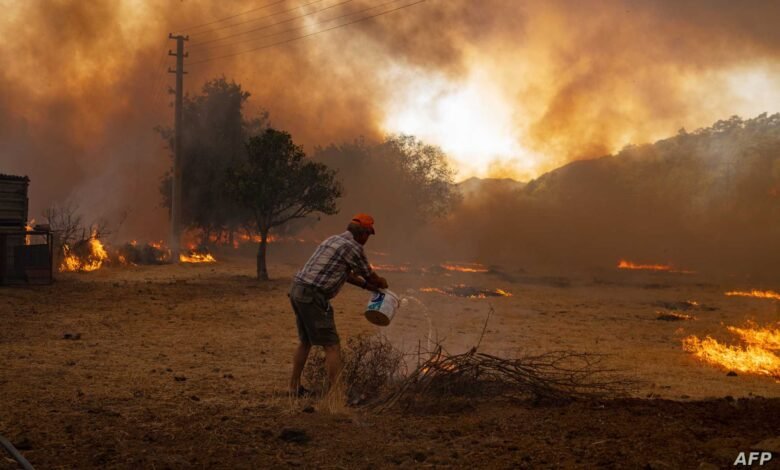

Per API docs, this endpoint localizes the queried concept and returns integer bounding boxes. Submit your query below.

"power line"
[187,0,426,66]
[192,0,405,55]
[172,0,287,34]
[190,0,354,49]
[189,0,326,38]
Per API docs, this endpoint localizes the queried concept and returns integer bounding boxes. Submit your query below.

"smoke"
[2,0,780,245]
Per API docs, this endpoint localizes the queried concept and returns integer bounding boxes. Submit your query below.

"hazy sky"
[2,0,780,235]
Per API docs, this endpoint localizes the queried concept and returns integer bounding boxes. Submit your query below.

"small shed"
[0,174,53,285]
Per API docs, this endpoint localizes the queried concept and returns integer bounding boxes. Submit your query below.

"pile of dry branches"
[373,346,634,412]
[304,335,406,405]
[305,329,633,411]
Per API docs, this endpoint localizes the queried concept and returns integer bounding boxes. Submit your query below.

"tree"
[158,77,268,245]
[312,134,460,241]
[228,128,342,280]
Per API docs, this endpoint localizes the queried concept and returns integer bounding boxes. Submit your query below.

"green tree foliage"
[228,128,342,280]
[158,77,267,245]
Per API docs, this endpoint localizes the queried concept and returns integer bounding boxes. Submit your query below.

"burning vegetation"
[617,260,694,274]
[179,249,216,263]
[683,322,780,380]
[420,284,512,299]
[60,235,109,273]
[440,262,489,273]
[724,289,780,301]
[371,263,413,273]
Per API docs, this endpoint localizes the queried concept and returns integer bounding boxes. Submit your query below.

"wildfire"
[656,311,695,321]
[372,263,412,272]
[724,289,780,301]
[179,251,216,263]
[60,236,109,272]
[618,259,671,271]
[617,259,694,274]
[420,284,512,299]
[24,219,34,245]
[440,262,489,273]
[682,322,780,380]
[726,322,780,350]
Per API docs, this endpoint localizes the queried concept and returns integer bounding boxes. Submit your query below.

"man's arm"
[346,271,388,291]
[346,271,368,288]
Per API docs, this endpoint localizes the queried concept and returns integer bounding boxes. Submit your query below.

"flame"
[657,311,695,321]
[618,259,671,271]
[440,262,489,273]
[420,284,512,299]
[724,289,780,301]
[372,263,411,272]
[24,219,34,245]
[683,321,780,380]
[726,322,780,350]
[179,251,216,263]
[232,232,308,245]
[617,259,694,273]
[682,336,780,379]
[60,235,109,272]
[420,287,448,295]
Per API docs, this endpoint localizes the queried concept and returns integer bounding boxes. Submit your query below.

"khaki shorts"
[288,282,339,346]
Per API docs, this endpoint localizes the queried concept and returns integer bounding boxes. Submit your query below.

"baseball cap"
[351,213,375,234]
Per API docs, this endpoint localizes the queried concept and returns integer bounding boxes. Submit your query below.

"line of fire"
[2,1,780,468]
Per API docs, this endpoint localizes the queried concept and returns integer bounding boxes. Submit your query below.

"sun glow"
[383,69,538,179]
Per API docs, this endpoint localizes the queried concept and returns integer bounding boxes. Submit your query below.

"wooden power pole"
[168,33,188,260]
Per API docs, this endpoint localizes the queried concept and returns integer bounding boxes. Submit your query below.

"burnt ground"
[1,261,779,469]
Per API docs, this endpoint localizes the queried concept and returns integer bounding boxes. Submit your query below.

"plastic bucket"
[364,289,399,326]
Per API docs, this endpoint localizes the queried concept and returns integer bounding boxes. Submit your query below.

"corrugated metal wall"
[0,174,29,231]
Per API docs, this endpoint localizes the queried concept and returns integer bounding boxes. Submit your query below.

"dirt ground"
[1,254,779,469]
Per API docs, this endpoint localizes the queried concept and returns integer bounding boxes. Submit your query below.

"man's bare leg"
[323,343,343,391]
[289,342,311,393]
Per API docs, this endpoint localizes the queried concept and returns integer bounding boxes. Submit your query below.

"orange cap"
[351,213,375,234]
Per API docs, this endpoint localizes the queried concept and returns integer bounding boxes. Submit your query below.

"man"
[288,213,389,397]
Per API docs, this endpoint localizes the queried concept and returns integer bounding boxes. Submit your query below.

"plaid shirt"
[294,231,374,298]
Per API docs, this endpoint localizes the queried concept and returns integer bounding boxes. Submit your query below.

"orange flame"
[683,322,780,380]
[60,235,109,272]
[724,289,780,301]
[420,285,512,299]
[372,263,411,272]
[618,259,671,271]
[179,252,216,263]
[617,259,694,273]
[440,262,489,273]
[682,336,780,379]
[726,322,780,350]
[24,219,34,245]
[420,287,448,295]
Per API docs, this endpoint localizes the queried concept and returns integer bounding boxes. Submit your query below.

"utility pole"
[168,33,188,260]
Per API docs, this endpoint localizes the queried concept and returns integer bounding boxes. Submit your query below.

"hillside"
[437,114,780,277]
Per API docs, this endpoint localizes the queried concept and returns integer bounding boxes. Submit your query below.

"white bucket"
[364,289,400,326]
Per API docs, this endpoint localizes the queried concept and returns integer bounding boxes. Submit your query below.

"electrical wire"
[189,0,354,49]
[172,0,287,34]
[188,0,326,38]
[188,0,425,64]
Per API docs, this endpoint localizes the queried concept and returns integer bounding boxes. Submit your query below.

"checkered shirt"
[294,231,374,298]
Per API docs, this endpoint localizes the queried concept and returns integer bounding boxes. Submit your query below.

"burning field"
[4,0,780,466]
[2,257,780,468]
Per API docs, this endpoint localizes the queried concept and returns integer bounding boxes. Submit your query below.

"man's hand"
[368,272,388,290]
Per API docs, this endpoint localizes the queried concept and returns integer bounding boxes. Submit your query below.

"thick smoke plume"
[2,0,780,246]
